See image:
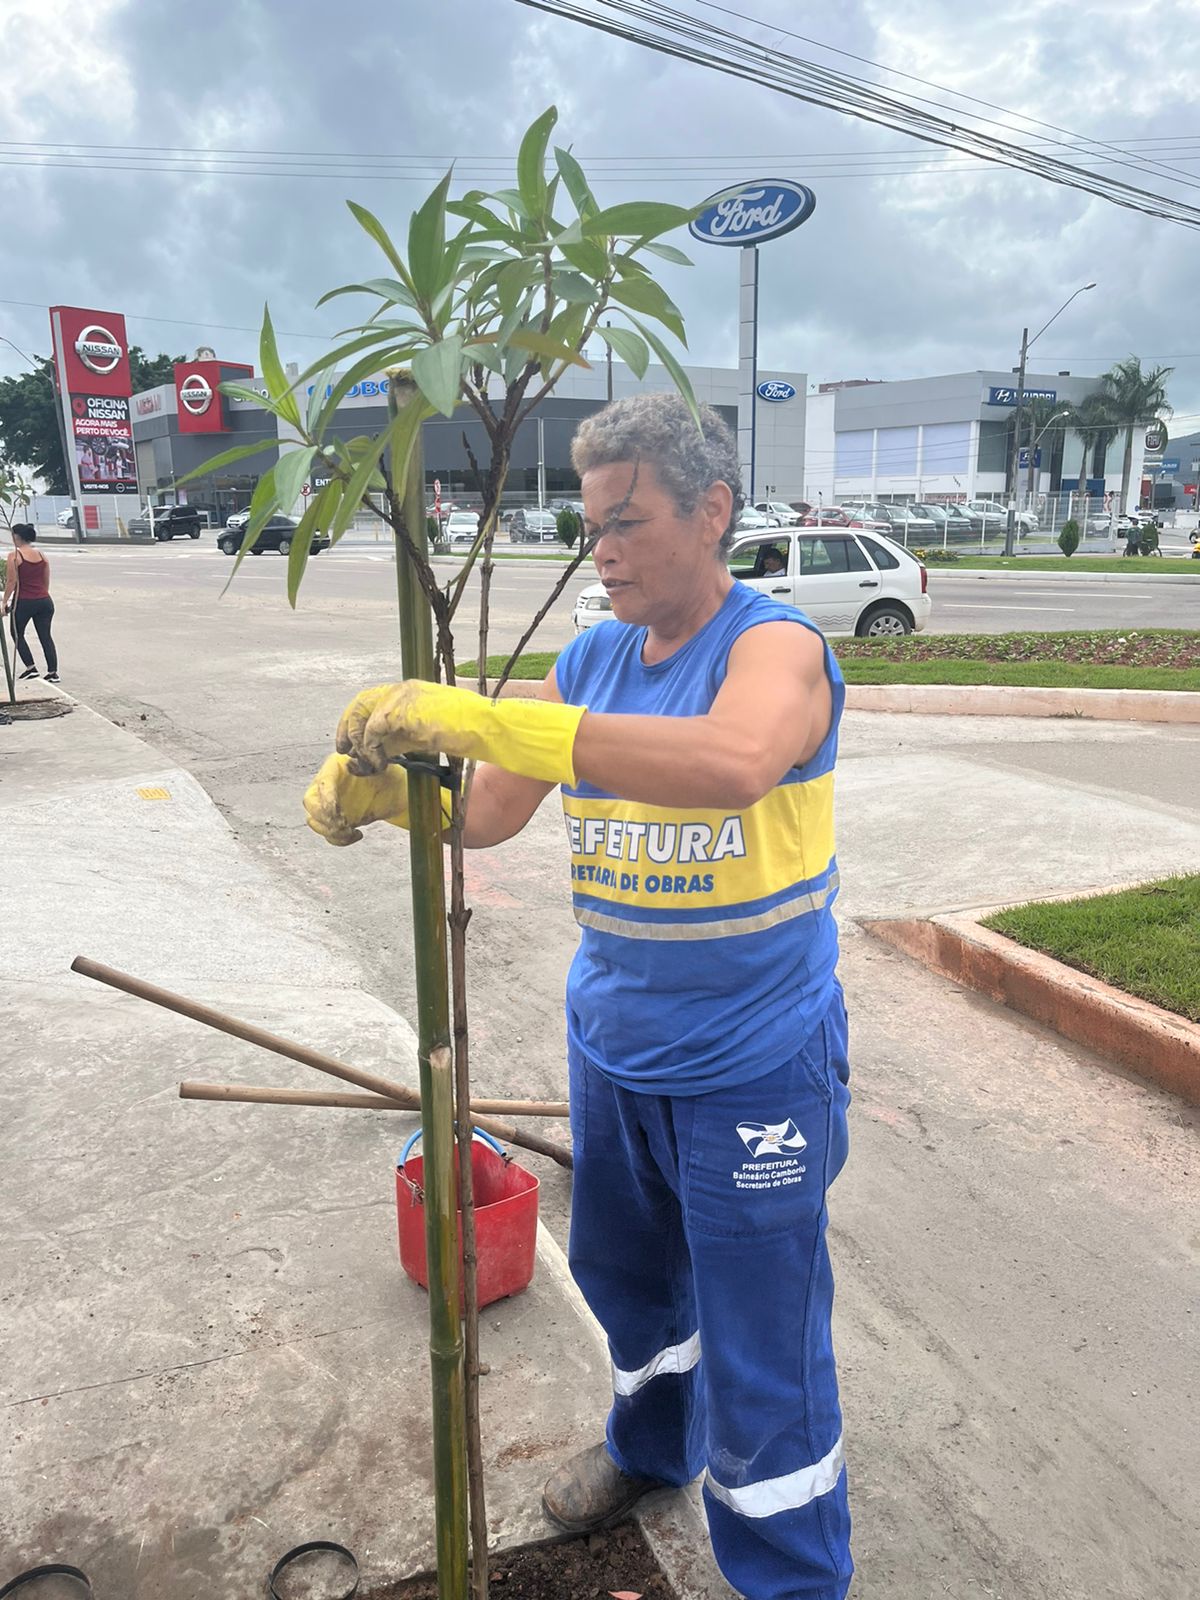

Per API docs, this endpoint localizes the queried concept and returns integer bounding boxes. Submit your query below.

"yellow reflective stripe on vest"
[563,772,835,917]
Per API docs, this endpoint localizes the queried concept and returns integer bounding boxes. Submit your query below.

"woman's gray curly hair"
[570,392,744,554]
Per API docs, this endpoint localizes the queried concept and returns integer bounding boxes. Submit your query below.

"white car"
[754,500,801,526]
[967,499,1038,534]
[736,507,780,531]
[573,526,931,637]
[57,505,78,527]
[444,510,480,544]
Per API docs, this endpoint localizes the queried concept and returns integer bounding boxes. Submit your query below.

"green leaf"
[297,328,417,390]
[175,438,277,485]
[286,479,341,608]
[221,464,279,592]
[328,432,391,544]
[274,444,318,519]
[558,236,611,279]
[596,324,649,380]
[383,387,435,517]
[640,240,694,267]
[316,276,418,310]
[609,276,687,345]
[489,187,531,220]
[554,145,597,217]
[552,269,597,305]
[517,105,557,220]
[581,201,698,239]
[312,344,420,431]
[408,169,451,303]
[496,256,539,318]
[465,342,504,377]
[412,334,465,417]
[306,367,334,434]
[547,302,588,359]
[506,328,591,369]
[628,316,701,428]
[346,201,416,292]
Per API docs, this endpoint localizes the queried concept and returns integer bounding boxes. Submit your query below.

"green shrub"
[913,546,960,563]
[556,507,582,548]
[1057,520,1080,558]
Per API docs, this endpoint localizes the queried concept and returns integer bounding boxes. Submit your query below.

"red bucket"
[396,1128,539,1310]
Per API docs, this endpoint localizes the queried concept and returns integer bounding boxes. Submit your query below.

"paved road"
[36,538,1200,650]
[15,537,1198,1599]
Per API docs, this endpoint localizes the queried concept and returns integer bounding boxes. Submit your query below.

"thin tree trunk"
[1121,425,1134,515]
[389,376,469,1600]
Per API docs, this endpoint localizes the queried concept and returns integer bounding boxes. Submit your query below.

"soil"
[0,697,72,720]
[360,1523,675,1600]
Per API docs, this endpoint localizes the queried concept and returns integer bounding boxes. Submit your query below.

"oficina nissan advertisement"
[48,305,138,495]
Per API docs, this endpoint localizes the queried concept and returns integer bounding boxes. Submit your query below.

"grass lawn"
[464,630,1200,691]
[982,876,1200,1022]
[934,555,1198,575]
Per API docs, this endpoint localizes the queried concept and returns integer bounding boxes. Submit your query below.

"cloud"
[0,0,1196,426]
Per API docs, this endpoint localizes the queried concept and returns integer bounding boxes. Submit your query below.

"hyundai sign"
[757,380,796,403]
[689,180,816,247]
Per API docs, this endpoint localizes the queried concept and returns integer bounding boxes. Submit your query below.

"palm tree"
[1062,393,1119,524]
[1097,356,1173,513]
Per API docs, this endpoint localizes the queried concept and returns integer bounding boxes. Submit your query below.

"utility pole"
[1004,327,1029,560]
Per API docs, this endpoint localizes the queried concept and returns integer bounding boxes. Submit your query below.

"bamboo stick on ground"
[178,1081,572,1168]
[71,957,572,1167]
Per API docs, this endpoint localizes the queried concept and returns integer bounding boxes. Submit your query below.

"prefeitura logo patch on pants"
[733,1119,808,1191]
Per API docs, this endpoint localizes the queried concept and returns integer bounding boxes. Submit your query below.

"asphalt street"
[34,536,1200,652]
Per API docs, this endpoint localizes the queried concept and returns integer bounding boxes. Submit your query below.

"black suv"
[217,515,330,557]
[129,505,203,540]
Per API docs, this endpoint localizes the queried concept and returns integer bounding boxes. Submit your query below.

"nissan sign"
[179,373,214,416]
[689,180,816,247]
[74,324,123,376]
[756,380,796,403]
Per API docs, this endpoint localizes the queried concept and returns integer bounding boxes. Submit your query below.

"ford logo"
[689,180,816,247]
[757,380,796,403]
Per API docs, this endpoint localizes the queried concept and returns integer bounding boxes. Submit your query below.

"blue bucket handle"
[398,1126,506,1170]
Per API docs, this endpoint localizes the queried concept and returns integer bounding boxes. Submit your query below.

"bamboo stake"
[175,1080,568,1120]
[389,376,469,1600]
[175,1082,572,1168]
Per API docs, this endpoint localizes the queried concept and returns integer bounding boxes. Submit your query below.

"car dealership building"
[132,353,808,525]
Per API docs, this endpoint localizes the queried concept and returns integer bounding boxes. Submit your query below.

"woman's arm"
[2,553,15,612]
[570,622,832,810]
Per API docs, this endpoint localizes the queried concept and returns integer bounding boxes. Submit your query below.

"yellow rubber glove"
[336,681,586,787]
[303,752,450,846]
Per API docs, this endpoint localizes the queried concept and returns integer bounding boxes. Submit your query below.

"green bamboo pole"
[388,373,468,1600]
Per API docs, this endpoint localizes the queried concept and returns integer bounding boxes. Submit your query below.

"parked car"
[754,500,800,526]
[128,505,203,540]
[217,515,329,556]
[735,507,780,532]
[799,506,872,529]
[510,508,561,543]
[842,502,937,543]
[56,505,78,528]
[444,510,480,544]
[573,526,930,637]
[966,499,1038,534]
[225,509,251,532]
[913,503,974,539]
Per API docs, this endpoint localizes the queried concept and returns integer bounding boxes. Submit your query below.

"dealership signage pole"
[689,181,815,503]
[49,306,139,541]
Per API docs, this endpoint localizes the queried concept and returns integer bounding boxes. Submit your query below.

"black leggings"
[13,597,57,675]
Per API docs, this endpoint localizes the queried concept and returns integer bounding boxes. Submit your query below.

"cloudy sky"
[2,0,1198,429]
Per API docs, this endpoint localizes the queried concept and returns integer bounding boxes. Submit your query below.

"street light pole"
[1003,282,1096,559]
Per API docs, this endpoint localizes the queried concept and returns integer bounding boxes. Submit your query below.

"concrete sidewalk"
[2,695,1198,1599]
[0,702,641,1598]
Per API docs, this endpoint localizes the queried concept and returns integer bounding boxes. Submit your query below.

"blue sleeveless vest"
[554,582,844,1095]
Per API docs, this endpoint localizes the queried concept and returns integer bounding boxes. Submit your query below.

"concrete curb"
[927,567,1200,584]
[861,908,1200,1107]
[489,679,1200,723]
[843,683,1200,722]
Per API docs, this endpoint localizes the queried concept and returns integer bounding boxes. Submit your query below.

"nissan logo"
[179,373,214,415]
[74,323,123,376]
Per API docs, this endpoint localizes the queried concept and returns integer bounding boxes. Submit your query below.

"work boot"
[542,1442,669,1533]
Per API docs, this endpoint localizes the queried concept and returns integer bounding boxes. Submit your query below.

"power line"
[514,0,1200,227]
[0,296,332,342]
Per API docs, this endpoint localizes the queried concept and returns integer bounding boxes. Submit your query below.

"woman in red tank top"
[3,523,59,681]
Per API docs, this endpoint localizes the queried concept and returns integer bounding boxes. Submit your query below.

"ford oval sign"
[689,180,816,247]
[757,380,796,403]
